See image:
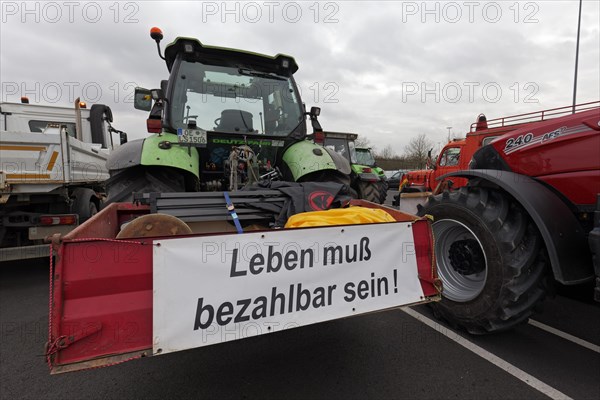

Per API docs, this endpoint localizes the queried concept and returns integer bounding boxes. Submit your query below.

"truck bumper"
[0,244,49,263]
[29,225,74,241]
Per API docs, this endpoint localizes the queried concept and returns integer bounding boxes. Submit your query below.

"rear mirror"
[134,87,152,111]
[119,132,128,145]
[151,88,165,101]
[306,106,322,133]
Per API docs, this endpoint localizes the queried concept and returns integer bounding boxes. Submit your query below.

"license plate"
[177,128,207,146]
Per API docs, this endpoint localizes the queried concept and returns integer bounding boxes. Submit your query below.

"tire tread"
[421,187,549,334]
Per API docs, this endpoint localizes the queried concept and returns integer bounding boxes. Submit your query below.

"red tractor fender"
[438,169,593,285]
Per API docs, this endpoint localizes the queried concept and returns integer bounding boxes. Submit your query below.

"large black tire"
[419,186,548,334]
[104,166,187,205]
[71,187,99,222]
[379,179,388,204]
[299,169,351,186]
[357,180,385,204]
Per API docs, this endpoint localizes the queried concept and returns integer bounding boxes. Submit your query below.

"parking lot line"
[528,319,600,353]
[400,307,574,400]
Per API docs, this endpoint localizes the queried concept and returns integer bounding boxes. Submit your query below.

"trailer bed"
[47,200,440,373]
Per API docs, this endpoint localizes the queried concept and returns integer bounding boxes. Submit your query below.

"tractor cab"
[355,147,377,168]
[135,35,306,181]
[321,131,358,164]
[160,39,306,140]
[321,132,388,204]
[105,29,349,202]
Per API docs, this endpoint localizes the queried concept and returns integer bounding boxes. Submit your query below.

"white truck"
[0,100,127,262]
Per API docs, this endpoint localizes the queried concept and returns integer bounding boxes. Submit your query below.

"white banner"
[153,222,425,355]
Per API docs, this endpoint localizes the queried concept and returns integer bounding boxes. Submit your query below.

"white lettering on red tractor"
[503,125,589,155]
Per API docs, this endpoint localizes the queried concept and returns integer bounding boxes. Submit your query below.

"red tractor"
[417,101,600,334]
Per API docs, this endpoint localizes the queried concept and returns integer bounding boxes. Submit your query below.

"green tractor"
[321,132,388,204]
[356,147,388,192]
[105,28,351,203]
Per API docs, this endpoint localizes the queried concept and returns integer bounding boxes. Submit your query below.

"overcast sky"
[1,0,599,155]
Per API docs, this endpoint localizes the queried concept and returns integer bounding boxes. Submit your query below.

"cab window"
[438,147,461,167]
[482,136,498,146]
[29,120,76,136]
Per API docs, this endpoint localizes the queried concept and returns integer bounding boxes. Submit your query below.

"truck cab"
[400,139,467,193]
[0,100,124,261]
[0,102,121,150]
[400,115,513,194]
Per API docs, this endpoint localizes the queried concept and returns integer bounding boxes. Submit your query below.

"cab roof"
[164,37,299,76]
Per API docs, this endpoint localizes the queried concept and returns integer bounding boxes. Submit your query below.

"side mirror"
[151,88,165,101]
[307,106,322,133]
[134,87,152,111]
[119,132,128,145]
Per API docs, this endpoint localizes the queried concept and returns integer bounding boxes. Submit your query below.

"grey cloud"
[1,1,598,152]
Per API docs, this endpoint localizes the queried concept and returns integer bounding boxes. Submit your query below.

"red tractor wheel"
[420,186,549,334]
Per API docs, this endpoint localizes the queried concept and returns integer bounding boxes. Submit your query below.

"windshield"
[439,147,461,167]
[355,149,376,166]
[170,60,304,136]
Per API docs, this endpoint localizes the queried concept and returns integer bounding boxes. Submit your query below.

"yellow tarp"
[285,206,396,228]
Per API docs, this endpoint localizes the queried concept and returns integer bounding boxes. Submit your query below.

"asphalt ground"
[0,190,598,399]
[1,259,598,400]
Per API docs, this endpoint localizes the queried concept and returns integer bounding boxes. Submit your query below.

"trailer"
[45,197,440,373]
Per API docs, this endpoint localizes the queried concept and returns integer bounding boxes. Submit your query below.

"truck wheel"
[104,166,187,205]
[71,187,99,222]
[88,201,98,219]
[357,180,384,204]
[419,186,548,334]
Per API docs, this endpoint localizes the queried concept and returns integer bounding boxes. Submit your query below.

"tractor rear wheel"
[357,180,385,204]
[104,166,188,205]
[299,169,351,187]
[379,180,389,204]
[419,186,548,334]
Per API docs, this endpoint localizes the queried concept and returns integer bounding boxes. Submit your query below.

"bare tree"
[377,144,397,160]
[354,136,372,148]
[404,133,434,169]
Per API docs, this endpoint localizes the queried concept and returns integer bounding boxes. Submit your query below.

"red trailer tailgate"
[47,202,439,374]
